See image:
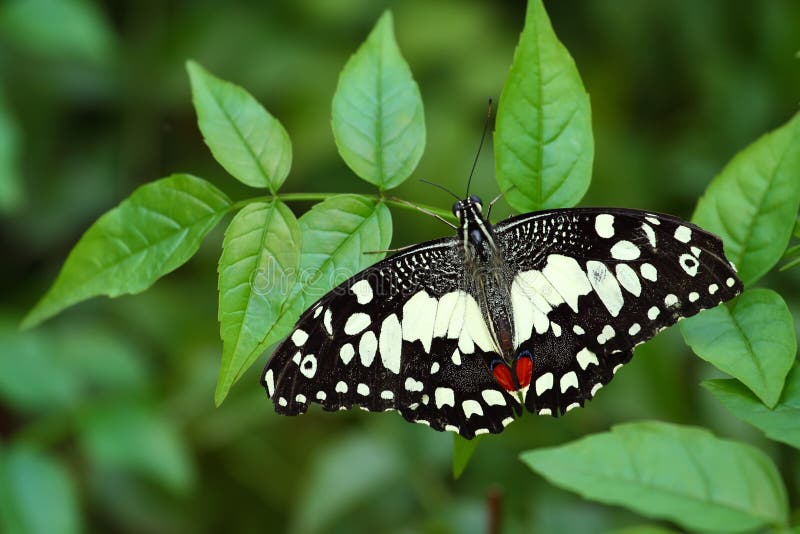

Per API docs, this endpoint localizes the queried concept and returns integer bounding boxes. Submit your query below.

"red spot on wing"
[492,362,515,391]
[514,354,533,388]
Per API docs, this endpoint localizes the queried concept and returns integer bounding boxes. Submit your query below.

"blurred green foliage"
[1,1,800,532]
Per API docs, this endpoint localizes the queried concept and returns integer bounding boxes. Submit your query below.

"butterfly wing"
[493,208,743,415]
[262,238,521,439]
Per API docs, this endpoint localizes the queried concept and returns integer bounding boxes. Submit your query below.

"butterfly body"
[262,197,742,438]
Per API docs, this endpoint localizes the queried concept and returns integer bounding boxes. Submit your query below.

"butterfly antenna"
[465,98,494,197]
[419,179,461,201]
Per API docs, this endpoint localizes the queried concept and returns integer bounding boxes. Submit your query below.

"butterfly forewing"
[262,239,521,439]
[493,208,743,416]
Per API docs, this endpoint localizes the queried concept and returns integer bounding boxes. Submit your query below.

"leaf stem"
[230,192,458,223]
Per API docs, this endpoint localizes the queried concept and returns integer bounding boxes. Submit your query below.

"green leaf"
[0,0,114,64]
[520,421,788,533]
[331,11,425,190]
[494,0,593,213]
[292,434,402,534]
[452,434,483,479]
[0,88,22,213]
[246,195,392,374]
[693,111,800,285]
[78,402,194,494]
[187,60,292,192]
[215,200,301,405]
[0,446,82,534]
[704,369,800,449]
[23,174,231,329]
[680,288,796,408]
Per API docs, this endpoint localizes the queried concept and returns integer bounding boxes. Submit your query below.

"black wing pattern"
[493,208,743,416]
[261,238,522,439]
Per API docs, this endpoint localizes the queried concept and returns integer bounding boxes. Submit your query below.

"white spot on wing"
[689,292,699,302]
[430,362,440,374]
[402,291,437,352]
[576,347,598,370]
[645,216,661,225]
[541,254,593,312]
[726,277,735,287]
[435,387,455,408]
[535,373,554,395]
[380,390,394,400]
[628,323,641,336]
[351,279,373,304]
[404,377,423,392]
[295,394,306,403]
[560,371,578,393]
[300,354,317,378]
[264,369,274,396]
[482,390,506,406]
[674,226,692,243]
[565,402,580,412]
[640,263,658,282]
[587,260,624,317]
[642,223,657,248]
[591,383,603,396]
[316,391,327,401]
[292,329,309,346]
[679,253,699,276]
[340,343,355,365]
[573,325,585,335]
[462,400,483,418]
[451,349,461,365]
[379,314,402,374]
[647,306,660,320]
[595,214,615,238]
[359,331,377,366]
[335,381,348,393]
[323,309,333,335]
[344,313,371,336]
[610,240,640,260]
[597,325,615,344]
[538,408,552,416]
[664,294,678,307]
[357,383,370,396]
[615,264,641,296]
[709,283,719,295]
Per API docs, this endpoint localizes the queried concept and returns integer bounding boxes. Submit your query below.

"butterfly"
[261,195,742,439]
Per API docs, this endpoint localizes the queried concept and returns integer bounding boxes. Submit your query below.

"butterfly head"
[452,195,483,222]
[453,195,496,250]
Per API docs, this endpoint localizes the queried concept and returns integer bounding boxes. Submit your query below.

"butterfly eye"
[452,201,462,216]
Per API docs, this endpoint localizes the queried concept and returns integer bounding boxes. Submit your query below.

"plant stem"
[230,192,458,223]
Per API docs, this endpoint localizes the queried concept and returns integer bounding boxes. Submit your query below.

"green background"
[1,1,799,532]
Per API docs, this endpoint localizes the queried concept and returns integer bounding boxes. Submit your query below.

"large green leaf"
[247,195,392,376]
[680,288,796,408]
[0,446,81,534]
[331,11,425,190]
[216,200,301,405]
[520,421,788,533]
[23,174,231,328]
[693,111,800,285]
[188,61,292,192]
[704,368,800,449]
[494,0,593,213]
[78,402,194,494]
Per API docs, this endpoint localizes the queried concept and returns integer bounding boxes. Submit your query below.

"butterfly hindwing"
[262,239,521,438]
[493,208,743,416]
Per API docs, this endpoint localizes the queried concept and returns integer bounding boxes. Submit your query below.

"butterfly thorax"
[454,196,516,360]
